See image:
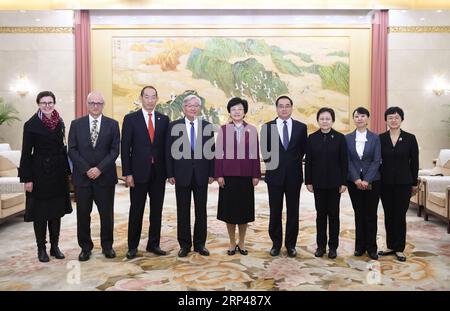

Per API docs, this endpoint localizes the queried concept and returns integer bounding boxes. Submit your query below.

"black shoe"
[378,249,395,256]
[38,248,50,263]
[287,248,297,258]
[270,247,280,256]
[146,246,167,256]
[328,249,337,259]
[50,246,65,259]
[227,248,236,255]
[126,249,138,259]
[368,251,379,260]
[236,245,248,256]
[354,250,365,257]
[194,246,210,256]
[395,252,406,262]
[314,248,325,257]
[102,248,116,259]
[178,248,190,257]
[78,250,91,262]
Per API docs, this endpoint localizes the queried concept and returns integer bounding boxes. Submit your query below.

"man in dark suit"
[121,86,170,259]
[261,96,308,257]
[68,91,120,261]
[166,94,215,257]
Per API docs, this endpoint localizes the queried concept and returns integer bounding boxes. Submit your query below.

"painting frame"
[91,24,371,133]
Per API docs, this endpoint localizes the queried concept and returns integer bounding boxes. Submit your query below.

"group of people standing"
[18,87,418,264]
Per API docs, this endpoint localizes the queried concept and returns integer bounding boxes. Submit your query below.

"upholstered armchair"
[0,143,25,223]
[421,176,450,233]
[413,149,450,217]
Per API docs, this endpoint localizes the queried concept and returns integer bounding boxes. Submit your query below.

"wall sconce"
[431,75,450,96]
[9,75,33,97]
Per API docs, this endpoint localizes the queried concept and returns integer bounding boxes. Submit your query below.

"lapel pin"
[331,134,334,139]
[399,137,403,142]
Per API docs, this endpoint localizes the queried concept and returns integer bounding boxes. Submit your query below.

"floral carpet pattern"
[0,183,449,291]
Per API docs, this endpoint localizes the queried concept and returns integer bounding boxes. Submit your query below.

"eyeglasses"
[39,101,55,107]
[230,107,244,112]
[386,115,401,121]
[185,104,200,109]
[88,102,104,107]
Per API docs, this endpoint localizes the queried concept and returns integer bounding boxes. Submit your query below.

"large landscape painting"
[112,36,350,132]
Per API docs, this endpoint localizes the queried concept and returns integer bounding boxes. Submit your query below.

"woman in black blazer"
[18,91,72,262]
[345,107,381,260]
[378,107,418,262]
[305,107,348,259]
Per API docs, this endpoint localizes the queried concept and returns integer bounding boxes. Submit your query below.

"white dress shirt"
[89,114,102,132]
[276,117,292,141]
[142,108,155,129]
[185,117,199,144]
[355,130,367,160]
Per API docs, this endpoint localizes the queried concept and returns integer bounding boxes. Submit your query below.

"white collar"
[185,117,198,126]
[89,114,102,123]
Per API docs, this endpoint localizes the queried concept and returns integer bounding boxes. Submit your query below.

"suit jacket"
[68,115,120,187]
[305,128,348,189]
[379,129,419,186]
[214,122,261,178]
[262,118,308,186]
[121,109,170,183]
[345,129,381,183]
[166,117,214,187]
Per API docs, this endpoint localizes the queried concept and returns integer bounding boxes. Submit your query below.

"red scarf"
[39,109,61,131]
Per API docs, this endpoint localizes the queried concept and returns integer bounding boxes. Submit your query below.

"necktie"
[91,119,99,147]
[148,113,154,144]
[282,120,289,150]
[190,121,195,151]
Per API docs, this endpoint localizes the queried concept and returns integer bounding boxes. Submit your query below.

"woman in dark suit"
[345,107,381,260]
[378,106,419,262]
[19,91,72,262]
[305,107,348,259]
[215,97,261,255]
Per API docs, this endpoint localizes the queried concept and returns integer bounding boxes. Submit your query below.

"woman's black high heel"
[227,244,236,255]
[227,247,236,256]
[236,245,248,256]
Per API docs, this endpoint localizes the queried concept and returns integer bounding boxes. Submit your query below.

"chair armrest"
[419,169,432,176]
[421,176,450,193]
[0,177,24,194]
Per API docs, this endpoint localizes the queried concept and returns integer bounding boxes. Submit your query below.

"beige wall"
[0,11,75,150]
[388,10,450,169]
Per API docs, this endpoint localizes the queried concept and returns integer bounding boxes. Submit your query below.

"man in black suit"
[68,91,120,261]
[166,94,215,257]
[121,86,170,259]
[261,96,308,257]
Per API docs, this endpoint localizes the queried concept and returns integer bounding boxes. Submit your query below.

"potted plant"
[0,97,20,126]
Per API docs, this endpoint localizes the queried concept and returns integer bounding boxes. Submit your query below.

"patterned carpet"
[0,182,449,291]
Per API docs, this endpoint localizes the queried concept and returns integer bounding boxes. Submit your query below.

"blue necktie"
[282,120,289,150]
[190,121,195,151]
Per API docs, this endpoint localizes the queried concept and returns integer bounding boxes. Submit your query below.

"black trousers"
[175,173,208,249]
[347,181,380,253]
[380,184,411,252]
[267,182,301,249]
[313,188,341,250]
[76,183,115,251]
[33,217,61,249]
[127,166,166,250]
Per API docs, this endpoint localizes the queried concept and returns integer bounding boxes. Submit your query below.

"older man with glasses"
[68,91,120,261]
[166,94,215,257]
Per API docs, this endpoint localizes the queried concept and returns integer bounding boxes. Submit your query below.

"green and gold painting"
[112,36,350,132]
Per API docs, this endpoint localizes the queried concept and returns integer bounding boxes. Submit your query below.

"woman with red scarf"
[19,91,72,262]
